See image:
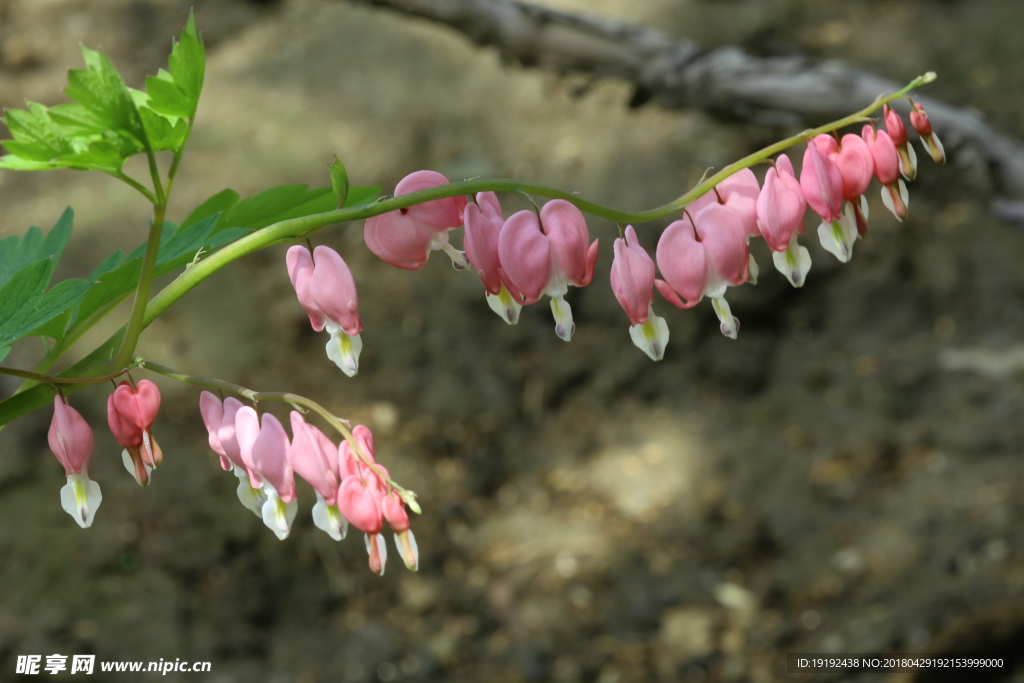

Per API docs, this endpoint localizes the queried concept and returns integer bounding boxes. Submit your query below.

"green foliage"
[179,183,382,237]
[329,155,350,208]
[0,13,203,173]
[144,12,205,120]
[0,211,93,357]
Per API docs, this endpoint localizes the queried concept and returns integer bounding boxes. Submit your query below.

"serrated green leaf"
[2,102,76,162]
[0,154,61,171]
[87,249,123,281]
[48,102,109,137]
[145,12,204,120]
[0,209,74,289]
[15,279,94,342]
[65,47,145,144]
[329,155,349,208]
[138,106,188,152]
[156,214,220,267]
[344,185,383,207]
[71,258,142,329]
[203,227,252,250]
[30,310,72,341]
[0,259,54,347]
[179,189,240,231]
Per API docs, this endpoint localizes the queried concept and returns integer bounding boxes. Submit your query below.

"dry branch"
[349,0,1024,214]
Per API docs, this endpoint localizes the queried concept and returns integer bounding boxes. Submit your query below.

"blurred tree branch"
[348,0,1024,217]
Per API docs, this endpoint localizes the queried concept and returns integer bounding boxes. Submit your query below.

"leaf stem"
[109,171,157,203]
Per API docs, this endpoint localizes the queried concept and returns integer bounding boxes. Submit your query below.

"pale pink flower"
[464,192,521,324]
[884,104,917,181]
[286,245,363,377]
[498,200,599,341]
[863,125,909,223]
[655,204,748,338]
[49,396,102,528]
[289,412,348,541]
[610,226,668,360]
[757,154,811,288]
[363,170,468,270]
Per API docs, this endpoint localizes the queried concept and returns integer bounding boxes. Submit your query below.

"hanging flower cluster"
[199,393,417,575]
[332,102,943,360]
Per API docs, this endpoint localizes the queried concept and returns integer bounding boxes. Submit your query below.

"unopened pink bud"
[610,226,655,325]
[48,396,94,476]
[910,102,945,165]
[883,105,907,147]
[801,142,844,223]
[757,154,807,252]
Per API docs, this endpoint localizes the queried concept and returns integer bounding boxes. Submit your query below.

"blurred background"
[2,0,1024,681]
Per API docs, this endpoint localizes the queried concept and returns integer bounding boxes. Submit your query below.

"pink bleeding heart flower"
[243,411,298,540]
[199,391,231,472]
[497,199,599,341]
[688,168,762,283]
[48,396,102,528]
[801,143,858,263]
[863,125,909,223]
[463,191,521,325]
[363,170,468,270]
[107,392,149,487]
[289,412,348,541]
[757,154,811,288]
[688,169,761,238]
[909,101,945,165]
[884,104,917,180]
[286,245,364,377]
[382,491,419,571]
[206,396,265,517]
[338,468,388,575]
[814,133,874,236]
[610,225,668,360]
[111,380,162,469]
[801,141,844,224]
[655,204,748,339]
[337,424,392,575]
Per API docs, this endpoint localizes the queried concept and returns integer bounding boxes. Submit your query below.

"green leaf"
[344,185,383,207]
[144,12,204,120]
[329,155,349,208]
[0,253,94,350]
[0,208,74,289]
[48,102,109,137]
[71,258,142,329]
[0,154,61,171]
[65,47,145,143]
[30,310,72,340]
[87,249,124,281]
[17,279,94,340]
[1,102,76,162]
[138,106,188,152]
[179,189,240,231]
